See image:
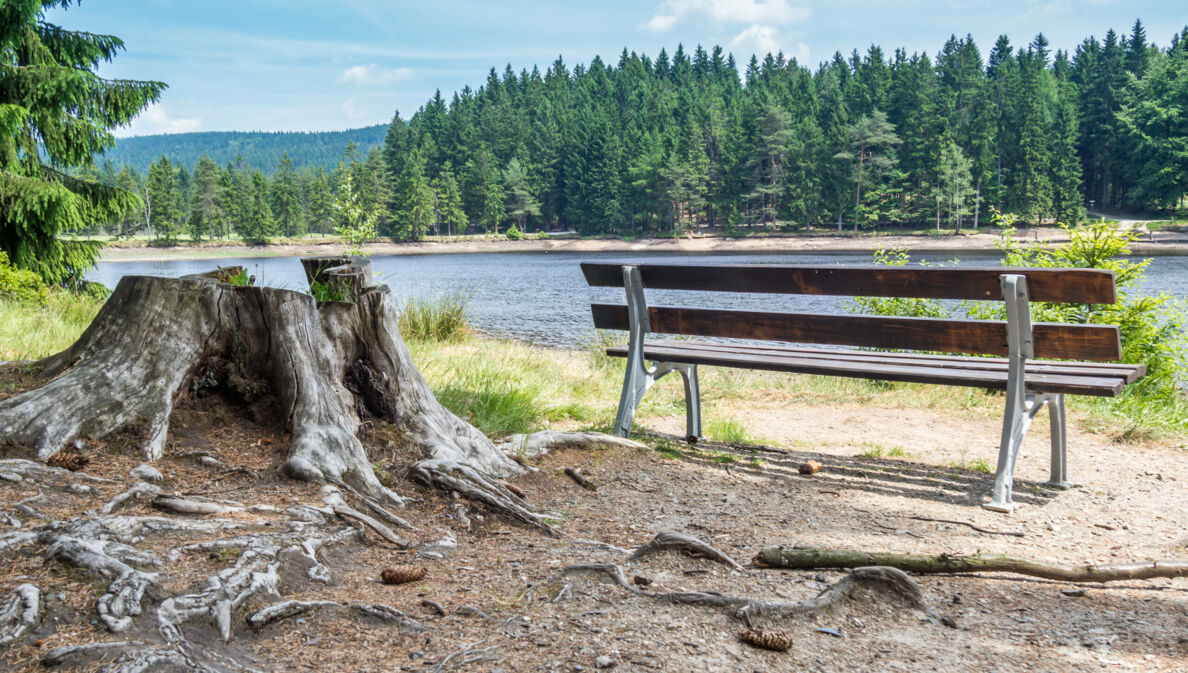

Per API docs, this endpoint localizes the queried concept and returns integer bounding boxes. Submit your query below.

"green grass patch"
[946,457,993,474]
[705,417,761,445]
[398,292,471,342]
[0,291,103,361]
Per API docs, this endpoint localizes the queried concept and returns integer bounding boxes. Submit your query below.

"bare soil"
[1,372,1186,673]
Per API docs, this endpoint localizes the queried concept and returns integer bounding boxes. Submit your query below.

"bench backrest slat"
[590,304,1123,361]
[581,263,1117,304]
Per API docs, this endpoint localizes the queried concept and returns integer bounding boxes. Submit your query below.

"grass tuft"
[398,292,471,342]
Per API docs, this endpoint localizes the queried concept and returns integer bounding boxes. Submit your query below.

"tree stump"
[0,257,542,517]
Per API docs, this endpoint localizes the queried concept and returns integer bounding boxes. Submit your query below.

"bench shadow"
[631,429,1062,509]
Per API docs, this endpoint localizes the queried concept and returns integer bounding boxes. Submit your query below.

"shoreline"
[95,229,1188,263]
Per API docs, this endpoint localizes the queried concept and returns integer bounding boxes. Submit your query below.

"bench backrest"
[581,262,1122,362]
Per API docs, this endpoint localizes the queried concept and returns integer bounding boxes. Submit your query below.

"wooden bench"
[581,262,1146,512]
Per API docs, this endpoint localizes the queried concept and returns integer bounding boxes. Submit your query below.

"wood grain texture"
[581,262,1117,304]
[604,342,1127,397]
[590,304,1122,361]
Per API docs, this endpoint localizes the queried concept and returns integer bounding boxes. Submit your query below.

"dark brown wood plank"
[581,262,1117,304]
[610,340,1145,383]
[605,344,1125,397]
[590,304,1122,361]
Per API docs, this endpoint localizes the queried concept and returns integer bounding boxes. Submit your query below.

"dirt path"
[2,373,1185,672]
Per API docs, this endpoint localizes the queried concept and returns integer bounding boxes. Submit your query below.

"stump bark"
[0,258,530,509]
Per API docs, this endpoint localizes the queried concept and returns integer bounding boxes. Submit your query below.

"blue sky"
[48,1,1186,136]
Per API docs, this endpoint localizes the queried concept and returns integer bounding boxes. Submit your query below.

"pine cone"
[381,565,427,585]
[738,628,793,652]
[798,460,823,475]
[47,452,90,472]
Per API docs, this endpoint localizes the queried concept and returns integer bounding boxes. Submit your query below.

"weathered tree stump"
[0,257,582,523]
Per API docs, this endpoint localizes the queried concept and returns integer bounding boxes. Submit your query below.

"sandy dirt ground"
[1,366,1185,673]
[95,227,1188,263]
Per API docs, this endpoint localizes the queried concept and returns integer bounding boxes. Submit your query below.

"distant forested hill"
[100,124,388,173]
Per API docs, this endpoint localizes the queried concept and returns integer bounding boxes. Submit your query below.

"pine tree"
[305,168,334,236]
[834,110,901,231]
[744,101,797,228]
[432,163,467,237]
[390,147,436,240]
[502,159,541,230]
[146,156,182,243]
[272,153,301,238]
[0,1,165,283]
[189,155,224,241]
[935,139,973,232]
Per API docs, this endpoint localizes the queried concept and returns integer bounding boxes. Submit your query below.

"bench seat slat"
[590,304,1123,361]
[581,262,1117,304]
[605,342,1128,397]
[635,339,1147,384]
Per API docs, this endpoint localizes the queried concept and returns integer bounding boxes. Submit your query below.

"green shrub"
[505,224,523,241]
[854,212,1187,433]
[398,292,471,342]
[850,248,949,318]
[0,251,50,303]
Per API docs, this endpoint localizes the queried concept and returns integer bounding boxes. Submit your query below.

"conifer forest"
[92,21,1188,243]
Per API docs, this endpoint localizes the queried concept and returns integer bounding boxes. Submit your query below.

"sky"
[46,1,1187,137]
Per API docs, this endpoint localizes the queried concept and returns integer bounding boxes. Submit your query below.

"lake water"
[88,250,1188,349]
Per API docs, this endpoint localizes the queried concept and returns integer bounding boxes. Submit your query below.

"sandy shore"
[97,228,1188,263]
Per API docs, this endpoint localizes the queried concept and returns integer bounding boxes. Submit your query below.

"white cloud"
[340,64,414,85]
[118,103,201,137]
[341,98,362,120]
[645,0,810,33]
[729,24,810,62]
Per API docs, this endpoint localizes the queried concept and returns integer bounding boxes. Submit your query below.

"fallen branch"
[564,467,597,491]
[753,546,1188,583]
[908,516,1024,538]
[629,530,744,571]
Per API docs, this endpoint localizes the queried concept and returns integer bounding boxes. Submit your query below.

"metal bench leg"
[985,392,1053,512]
[613,353,650,438]
[676,364,701,443]
[1046,393,1073,489]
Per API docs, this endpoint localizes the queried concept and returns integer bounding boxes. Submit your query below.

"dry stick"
[629,530,744,571]
[753,547,1188,583]
[908,516,1025,538]
[564,467,597,491]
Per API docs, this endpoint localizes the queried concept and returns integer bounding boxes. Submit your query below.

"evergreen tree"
[502,159,541,230]
[333,171,378,254]
[0,0,165,282]
[189,155,224,241]
[935,139,973,231]
[305,168,335,236]
[432,163,467,237]
[272,153,301,237]
[744,101,797,228]
[146,156,182,243]
[834,110,901,231]
[389,147,436,240]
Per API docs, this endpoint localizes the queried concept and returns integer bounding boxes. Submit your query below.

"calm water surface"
[88,251,1188,348]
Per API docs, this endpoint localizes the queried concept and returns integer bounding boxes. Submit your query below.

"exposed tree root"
[753,546,1188,583]
[0,583,40,645]
[319,485,410,547]
[42,640,146,668]
[102,482,163,515]
[552,563,930,627]
[494,431,646,460]
[628,530,744,571]
[411,459,559,536]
